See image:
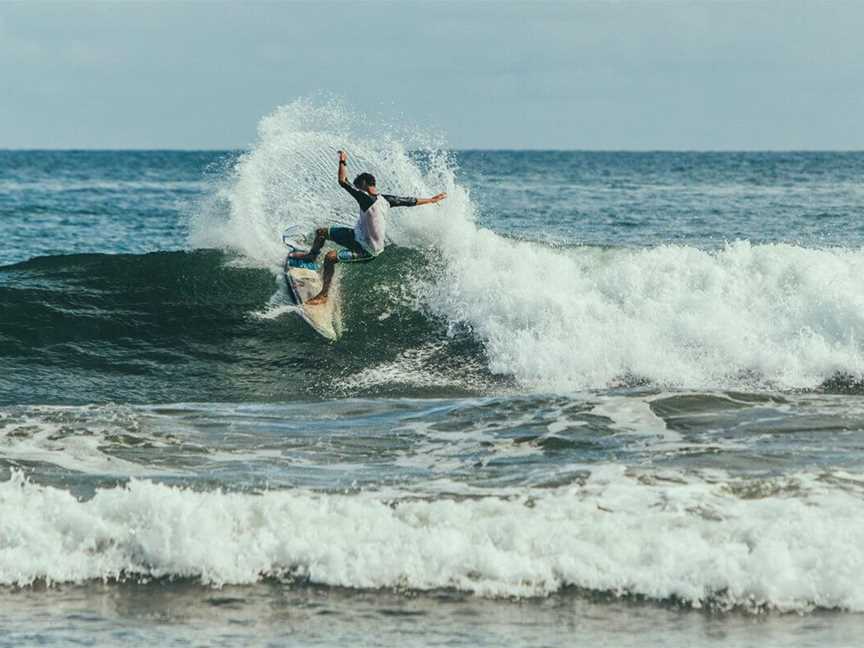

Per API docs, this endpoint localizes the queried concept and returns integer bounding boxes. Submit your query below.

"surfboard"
[283,253,341,341]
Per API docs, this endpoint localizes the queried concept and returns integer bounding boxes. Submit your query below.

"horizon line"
[2,147,864,154]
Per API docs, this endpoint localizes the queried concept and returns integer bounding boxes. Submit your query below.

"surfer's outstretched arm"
[415,193,447,206]
[381,193,447,208]
[337,150,446,208]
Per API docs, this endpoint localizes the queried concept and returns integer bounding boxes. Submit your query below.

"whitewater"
[4,464,864,610]
[192,99,864,393]
[3,100,864,646]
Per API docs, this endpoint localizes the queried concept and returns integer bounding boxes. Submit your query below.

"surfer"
[291,150,447,305]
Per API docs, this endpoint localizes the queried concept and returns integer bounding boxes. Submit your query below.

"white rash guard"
[353,194,391,256]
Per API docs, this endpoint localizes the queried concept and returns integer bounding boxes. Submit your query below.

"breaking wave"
[3,467,864,613]
[5,99,864,402]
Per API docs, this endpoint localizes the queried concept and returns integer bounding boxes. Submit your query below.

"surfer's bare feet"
[305,293,328,306]
[289,251,316,262]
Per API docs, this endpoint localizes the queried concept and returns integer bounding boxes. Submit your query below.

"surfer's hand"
[338,150,348,163]
[416,193,447,206]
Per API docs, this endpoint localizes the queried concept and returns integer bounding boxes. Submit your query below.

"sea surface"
[2,102,864,646]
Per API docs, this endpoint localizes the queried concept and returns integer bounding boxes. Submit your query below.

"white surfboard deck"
[283,256,341,341]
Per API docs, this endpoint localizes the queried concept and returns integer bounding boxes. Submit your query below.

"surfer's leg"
[306,243,375,305]
[305,230,374,305]
[289,228,329,261]
[309,228,328,256]
[305,251,339,305]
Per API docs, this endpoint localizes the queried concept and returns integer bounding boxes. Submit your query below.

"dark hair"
[353,172,376,189]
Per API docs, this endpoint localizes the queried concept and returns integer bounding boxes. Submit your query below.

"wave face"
[0,248,489,404]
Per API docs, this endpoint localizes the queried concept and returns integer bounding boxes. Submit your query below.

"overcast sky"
[1,1,862,150]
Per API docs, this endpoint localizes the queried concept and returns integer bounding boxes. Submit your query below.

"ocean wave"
[419,238,864,392]
[5,241,864,402]
[2,467,863,612]
[0,248,488,404]
[190,99,864,394]
[5,99,864,399]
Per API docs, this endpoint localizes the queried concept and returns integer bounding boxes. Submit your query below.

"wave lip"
[2,468,863,612]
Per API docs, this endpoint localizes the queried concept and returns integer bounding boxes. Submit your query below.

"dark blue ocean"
[2,104,864,646]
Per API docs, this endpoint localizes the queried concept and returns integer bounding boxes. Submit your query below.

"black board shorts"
[328,227,376,263]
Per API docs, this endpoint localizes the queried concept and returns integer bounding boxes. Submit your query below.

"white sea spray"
[192,99,864,391]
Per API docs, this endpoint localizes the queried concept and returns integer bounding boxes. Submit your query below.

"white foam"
[250,303,302,321]
[338,342,489,392]
[418,232,864,391]
[2,467,863,612]
[192,99,864,391]
[0,405,169,477]
[584,395,729,459]
[590,395,677,440]
[189,97,450,272]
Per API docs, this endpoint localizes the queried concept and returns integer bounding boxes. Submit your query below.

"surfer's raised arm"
[337,150,377,211]
[337,149,350,187]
